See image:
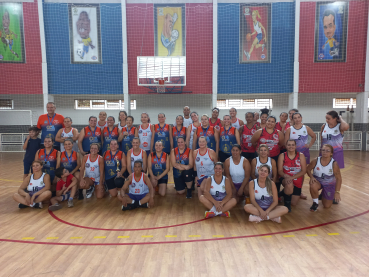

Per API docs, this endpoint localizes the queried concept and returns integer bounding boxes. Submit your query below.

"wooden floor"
[1,151,369,277]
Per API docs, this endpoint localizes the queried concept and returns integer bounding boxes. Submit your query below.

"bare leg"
[176,189,185,194]
[95,184,105,199]
[221,198,237,212]
[13,193,31,206]
[139,194,151,206]
[322,198,333,209]
[80,177,93,189]
[158,182,167,197]
[199,195,213,210]
[268,206,289,219]
[50,196,63,205]
[291,195,300,206]
[36,191,52,203]
[244,204,259,215]
[310,182,321,199]
[108,188,118,197]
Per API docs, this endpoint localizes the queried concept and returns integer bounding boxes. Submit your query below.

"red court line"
[2,209,368,246]
[48,209,207,231]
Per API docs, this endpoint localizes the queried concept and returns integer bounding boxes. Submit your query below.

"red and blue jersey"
[103,150,123,180]
[172,126,186,149]
[153,124,170,154]
[60,151,78,173]
[151,152,168,179]
[120,126,136,155]
[37,114,64,146]
[219,126,237,154]
[102,126,119,154]
[173,147,191,178]
[38,148,58,182]
[196,126,216,151]
[82,126,102,153]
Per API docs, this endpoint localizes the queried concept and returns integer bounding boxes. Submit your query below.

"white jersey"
[130,149,143,171]
[97,121,108,130]
[231,118,241,130]
[253,178,273,210]
[255,157,273,179]
[129,172,149,195]
[210,175,226,201]
[85,154,101,183]
[313,157,335,179]
[117,122,127,131]
[60,128,78,152]
[195,149,214,179]
[254,21,262,34]
[183,117,193,128]
[27,173,46,194]
[229,156,245,184]
[189,123,199,149]
[138,124,152,151]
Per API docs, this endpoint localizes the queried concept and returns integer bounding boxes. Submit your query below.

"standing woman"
[287,108,298,130]
[200,162,236,218]
[78,116,102,155]
[240,112,259,162]
[101,116,120,154]
[97,111,108,130]
[219,115,240,162]
[259,109,269,129]
[151,113,172,155]
[186,111,201,150]
[119,116,136,155]
[172,115,186,149]
[209,107,222,130]
[251,116,284,162]
[193,136,217,196]
[58,138,81,180]
[13,161,52,209]
[35,137,59,185]
[250,144,278,184]
[103,140,126,197]
[135,112,152,156]
[244,165,288,223]
[117,111,127,130]
[170,136,193,198]
[55,117,79,153]
[127,137,147,175]
[320,110,349,168]
[224,145,250,202]
[278,139,307,212]
[229,107,244,130]
[148,141,170,197]
[275,112,289,133]
[192,114,219,156]
[307,144,342,211]
[285,112,316,164]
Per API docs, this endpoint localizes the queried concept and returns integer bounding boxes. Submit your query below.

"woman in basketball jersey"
[250,144,277,183]
[151,113,172,155]
[193,136,217,197]
[101,116,120,154]
[117,111,127,130]
[219,115,240,162]
[192,114,219,155]
[224,144,250,202]
[259,109,269,129]
[229,107,244,130]
[135,112,152,156]
[240,112,259,162]
[286,108,298,130]
[209,107,222,130]
[307,144,342,211]
[244,165,288,223]
[186,111,201,150]
[285,112,316,164]
[13,160,52,209]
[251,116,284,162]
[119,116,136,155]
[253,112,260,128]
[57,138,81,181]
[55,117,79,153]
[200,162,236,218]
[172,115,187,149]
[35,137,59,185]
[79,143,105,199]
[148,141,170,197]
[127,137,147,174]
[275,112,289,133]
[78,116,102,156]
[278,140,307,212]
[103,139,126,197]
[97,111,108,130]
[320,110,349,168]
[170,136,194,198]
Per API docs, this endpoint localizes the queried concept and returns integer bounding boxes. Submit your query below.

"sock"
[69,197,73,200]
[313,198,318,204]
[131,200,135,204]
[267,216,270,220]
[215,211,222,216]
[210,206,216,213]
[138,200,141,205]
[31,202,35,207]
[284,193,292,202]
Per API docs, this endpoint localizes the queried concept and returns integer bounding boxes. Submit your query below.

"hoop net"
[157,79,166,93]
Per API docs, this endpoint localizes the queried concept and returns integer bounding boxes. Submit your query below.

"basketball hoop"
[157,79,166,93]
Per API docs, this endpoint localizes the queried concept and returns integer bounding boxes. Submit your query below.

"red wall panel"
[299,1,368,93]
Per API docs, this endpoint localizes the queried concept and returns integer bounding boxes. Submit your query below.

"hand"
[30,194,36,205]
[309,177,318,186]
[25,194,31,206]
[27,135,31,140]
[123,131,128,137]
[334,192,341,203]
[117,172,122,178]
[148,197,154,208]
[259,209,268,220]
[81,151,86,155]
[215,201,223,212]
[237,188,244,197]
[304,144,310,149]
[90,45,95,49]
[121,195,128,206]
[80,179,86,189]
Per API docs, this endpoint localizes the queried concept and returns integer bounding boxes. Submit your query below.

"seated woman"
[13,160,52,209]
[224,144,250,202]
[148,141,170,197]
[35,137,59,188]
[79,143,105,199]
[307,144,342,211]
[200,162,236,218]
[277,139,307,212]
[244,165,288,223]
[103,139,126,198]
[170,136,193,198]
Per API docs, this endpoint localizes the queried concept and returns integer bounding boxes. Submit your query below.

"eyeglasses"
[321,149,331,152]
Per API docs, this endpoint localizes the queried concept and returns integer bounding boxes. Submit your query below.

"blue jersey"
[82,126,102,153]
[219,126,237,154]
[173,147,191,178]
[103,150,123,180]
[38,148,58,182]
[120,126,136,155]
[153,124,170,153]
[196,126,216,151]
[102,126,119,154]
[23,138,41,162]
[172,126,186,149]
[60,151,78,173]
[151,152,168,179]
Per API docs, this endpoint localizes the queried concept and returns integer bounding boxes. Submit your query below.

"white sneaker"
[249,214,262,223]
[86,186,95,199]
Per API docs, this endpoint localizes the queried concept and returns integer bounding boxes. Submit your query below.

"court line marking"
[22,237,34,240]
[142,235,153,238]
[165,235,177,238]
[283,235,295,237]
[0,179,22,183]
[342,184,369,197]
[2,209,368,246]
[306,234,318,237]
[117,236,130,238]
[328,233,340,236]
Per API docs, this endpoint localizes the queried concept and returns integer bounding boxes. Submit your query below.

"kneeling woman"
[200,162,237,218]
[79,143,105,199]
[13,160,52,209]
[103,140,126,197]
[307,144,341,212]
[244,165,288,223]
[148,141,170,197]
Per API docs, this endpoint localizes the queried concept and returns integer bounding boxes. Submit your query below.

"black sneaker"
[284,201,292,213]
[18,203,28,209]
[318,193,322,200]
[78,190,84,200]
[333,199,339,204]
[186,188,192,199]
[139,203,149,208]
[310,202,319,212]
[121,203,135,211]
[33,203,42,209]
[191,182,195,191]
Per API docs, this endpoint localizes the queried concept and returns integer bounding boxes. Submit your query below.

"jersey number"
[261,195,265,200]
[326,134,332,140]
[298,135,301,140]
[90,167,95,171]
[135,189,140,193]
[321,173,325,179]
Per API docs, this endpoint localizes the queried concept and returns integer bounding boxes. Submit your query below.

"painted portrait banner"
[154,4,185,57]
[240,3,271,64]
[314,2,348,62]
[69,4,102,64]
[0,3,25,63]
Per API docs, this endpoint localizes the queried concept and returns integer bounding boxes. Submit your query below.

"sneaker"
[249,214,262,223]
[48,204,62,211]
[271,217,282,223]
[121,203,136,211]
[86,186,95,199]
[33,202,43,209]
[78,190,84,200]
[284,201,292,213]
[333,199,339,204]
[67,199,74,208]
[18,203,28,209]
[139,203,149,208]
[205,211,215,219]
[310,202,319,212]
[186,188,192,199]
[221,211,231,218]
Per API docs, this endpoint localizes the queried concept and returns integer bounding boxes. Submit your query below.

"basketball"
[246,33,251,41]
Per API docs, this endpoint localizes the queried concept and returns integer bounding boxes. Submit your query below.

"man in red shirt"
[49,167,77,211]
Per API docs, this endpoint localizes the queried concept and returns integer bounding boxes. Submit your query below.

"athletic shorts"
[292,186,301,196]
[174,178,186,191]
[241,152,257,160]
[145,150,150,157]
[127,193,147,202]
[157,178,168,185]
[219,151,231,163]
[61,192,71,201]
[256,33,263,42]
[234,182,242,192]
[23,160,33,174]
[197,176,208,187]
[320,184,336,201]
[279,177,303,189]
[105,177,123,190]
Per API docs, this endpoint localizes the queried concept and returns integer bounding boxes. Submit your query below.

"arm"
[250,159,257,179]
[70,153,81,175]
[169,126,173,151]
[79,156,87,187]
[187,150,194,170]
[186,126,191,148]
[150,125,155,152]
[306,126,316,148]
[203,177,218,205]
[277,154,285,178]
[157,155,171,180]
[192,132,198,151]
[170,150,184,170]
[56,151,61,169]
[239,119,244,127]
[23,135,30,150]
[320,124,325,149]
[284,128,291,145]
[18,175,31,197]
[238,159,251,196]
[251,129,262,148]
[144,174,154,207]
[235,129,240,145]
[72,128,79,142]
[221,178,234,206]
[265,182,279,215]
[214,129,219,157]
[142,150,148,173]
[119,153,127,177]
[333,161,342,202]
[209,149,218,163]
[338,116,349,133]
[223,159,233,188]
[271,159,278,183]
[147,154,154,177]
[55,129,64,144]
[98,156,104,186]
[34,150,40,162]
[120,175,132,197]
[278,131,285,148]
[78,129,85,155]
[127,150,132,175]
[118,128,124,143]
[239,126,244,142]
[307,158,318,184]
[65,176,78,193]
[260,23,267,42]
[134,127,138,138]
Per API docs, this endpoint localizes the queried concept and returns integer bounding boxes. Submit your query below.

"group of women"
[13,107,348,223]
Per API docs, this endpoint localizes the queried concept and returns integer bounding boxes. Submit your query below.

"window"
[75,100,136,110]
[0,99,14,110]
[333,98,369,108]
[217,99,273,109]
